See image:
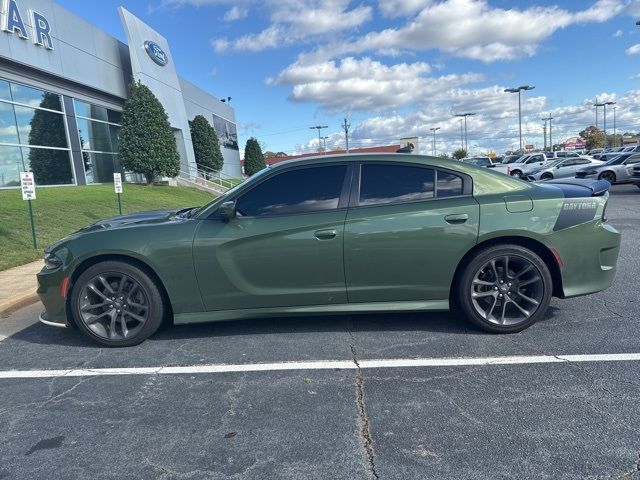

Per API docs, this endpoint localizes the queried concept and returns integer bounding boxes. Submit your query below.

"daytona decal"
[553,199,598,231]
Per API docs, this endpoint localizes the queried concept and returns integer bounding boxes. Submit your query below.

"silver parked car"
[575,153,640,184]
[526,157,602,181]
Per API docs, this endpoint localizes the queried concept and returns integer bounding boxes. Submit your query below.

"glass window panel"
[359,164,435,206]
[77,118,113,152]
[14,106,68,148]
[24,147,74,185]
[109,124,120,152]
[74,99,109,122]
[212,114,238,150]
[0,102,19,144]
[107,109,122,124]
[437,171,463,198]
[11,83,62,111]
[74,99,90,118]
[84,152,121,184]
[236,165,347,216]
[0,80,11,101]
[0,145,24,187]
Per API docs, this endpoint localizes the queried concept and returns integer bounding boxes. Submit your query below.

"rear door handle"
[444,213,469,224]
[315,229,338,240]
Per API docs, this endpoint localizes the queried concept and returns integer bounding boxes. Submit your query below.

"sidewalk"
[0,261,42,316]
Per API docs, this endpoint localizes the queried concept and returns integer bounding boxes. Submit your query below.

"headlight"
[44,252,63,270]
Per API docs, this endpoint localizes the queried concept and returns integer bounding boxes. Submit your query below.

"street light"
[454,113,475,152]
[309,125,328,153]
[504,85,535,154]
[594,101,616,148]
[429,127,440,156]
[613,106,617,147]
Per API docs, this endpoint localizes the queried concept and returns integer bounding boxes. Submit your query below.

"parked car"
[501,155,523,164]
[630,164,640,188]
[37,154,620,346]
[575,153,640,184]
[554,151,581,158]
[586,148,604,157]
[508,153,551,178]
[461,157,511,175]
[526,157,603,181]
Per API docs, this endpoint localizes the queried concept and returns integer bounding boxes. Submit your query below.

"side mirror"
[218,200,236,221]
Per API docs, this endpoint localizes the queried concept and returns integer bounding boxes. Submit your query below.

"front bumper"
[39,310,68,328]
[36,265,71,328]
[547,219,621,298]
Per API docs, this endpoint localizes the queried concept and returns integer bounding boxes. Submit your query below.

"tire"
[455,245,553,333]
[70,261,165,347]
[510,170,522,178]
[599,171,616,184]
[540,173,553,181]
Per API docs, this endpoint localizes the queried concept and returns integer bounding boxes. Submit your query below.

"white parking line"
[1,353,640,379]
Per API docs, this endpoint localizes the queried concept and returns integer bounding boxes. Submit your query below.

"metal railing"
[177,165,243,195]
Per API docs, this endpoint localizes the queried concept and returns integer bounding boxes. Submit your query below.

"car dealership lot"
[1,185,639,480]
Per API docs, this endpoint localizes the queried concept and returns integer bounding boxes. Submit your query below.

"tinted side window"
[437,171,463,198]
[236,165,347,216]
[359,164,434,206]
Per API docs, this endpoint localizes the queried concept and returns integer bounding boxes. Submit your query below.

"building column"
[63,96,87,185]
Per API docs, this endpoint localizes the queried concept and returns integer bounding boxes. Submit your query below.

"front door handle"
[315,229,338,240]
[444,213,469,224]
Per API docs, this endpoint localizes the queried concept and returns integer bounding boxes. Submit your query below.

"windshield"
[546,159,565,168]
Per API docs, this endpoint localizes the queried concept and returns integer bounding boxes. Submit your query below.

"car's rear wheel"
[540,173,553,181]
[510,170,523,178]
[70,261,165,347]
[599,171,616,183]
[456,245,552,333]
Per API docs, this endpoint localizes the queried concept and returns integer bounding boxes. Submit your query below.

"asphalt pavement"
[0,184,639,480]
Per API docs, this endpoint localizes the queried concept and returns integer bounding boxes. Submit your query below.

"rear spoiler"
[542,178,610,197]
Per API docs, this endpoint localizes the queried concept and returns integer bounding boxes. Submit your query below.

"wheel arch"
[66,254,174,327]
[450,236,564,303]
[598,170,616,181]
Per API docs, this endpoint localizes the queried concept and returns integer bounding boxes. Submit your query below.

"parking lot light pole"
[505,85,535,154]
[603,101,615,149]
[613,106,617,147]
[541,118,548,151]
[429,127,440,156]
[454,113,475,152]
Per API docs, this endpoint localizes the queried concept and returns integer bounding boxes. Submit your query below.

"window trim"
[350,161,472,209]
[219,163,353,219]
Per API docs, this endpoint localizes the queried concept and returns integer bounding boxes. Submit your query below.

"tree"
[118,81,180,184]
[579,126,606,151]
[189,114,223,172]
[438,152,450,159]
[28,92,73,185]
[243,137,266,176]
[452,148,467,160]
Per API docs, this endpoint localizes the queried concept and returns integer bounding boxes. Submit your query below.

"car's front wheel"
[540,173,553,181]
[510,170,523,178]
[70,261,165,347]
[456,245,552,333]
[599,171,616,183]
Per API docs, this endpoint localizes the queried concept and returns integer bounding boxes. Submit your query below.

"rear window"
[359,164,435,206]
[437,171,463,197]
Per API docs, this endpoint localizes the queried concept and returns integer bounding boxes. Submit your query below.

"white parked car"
[525,157,603,181]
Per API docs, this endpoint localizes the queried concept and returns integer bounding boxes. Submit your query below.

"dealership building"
[0,0,241,188]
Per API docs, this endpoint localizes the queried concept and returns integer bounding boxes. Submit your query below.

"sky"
[56,0,640,156]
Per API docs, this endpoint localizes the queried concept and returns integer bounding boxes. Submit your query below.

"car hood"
[77,209,186,233]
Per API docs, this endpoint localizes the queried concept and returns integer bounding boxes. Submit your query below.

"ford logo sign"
[144,41,168,66]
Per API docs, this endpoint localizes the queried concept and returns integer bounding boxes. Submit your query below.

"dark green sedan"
[37,154,621,346]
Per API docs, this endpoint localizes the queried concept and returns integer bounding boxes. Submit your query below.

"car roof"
[270,153,468,170]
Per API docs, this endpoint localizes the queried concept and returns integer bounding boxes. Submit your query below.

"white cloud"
[311,0,626,63]
[213,0,372,53]
[223,5,248,21]
[626,43,640,55]
[613,29,624,37]
[268,56,484,112]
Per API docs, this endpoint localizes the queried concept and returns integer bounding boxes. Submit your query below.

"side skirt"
[173,300,450,325]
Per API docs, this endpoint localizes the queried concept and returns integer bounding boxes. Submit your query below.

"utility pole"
[594,97,599,130]
[504,85,535,154]
[541,118,548,152]
[454,113,475,152]
[309,125,328,153]
[341,117,351,152]
[429,127,440,156]
[543,114,554,152]
[595,101,616,148]
[459,118,464,150]
[613,106,617,147]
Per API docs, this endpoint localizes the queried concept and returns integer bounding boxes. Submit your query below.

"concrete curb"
[0,291,40,318]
